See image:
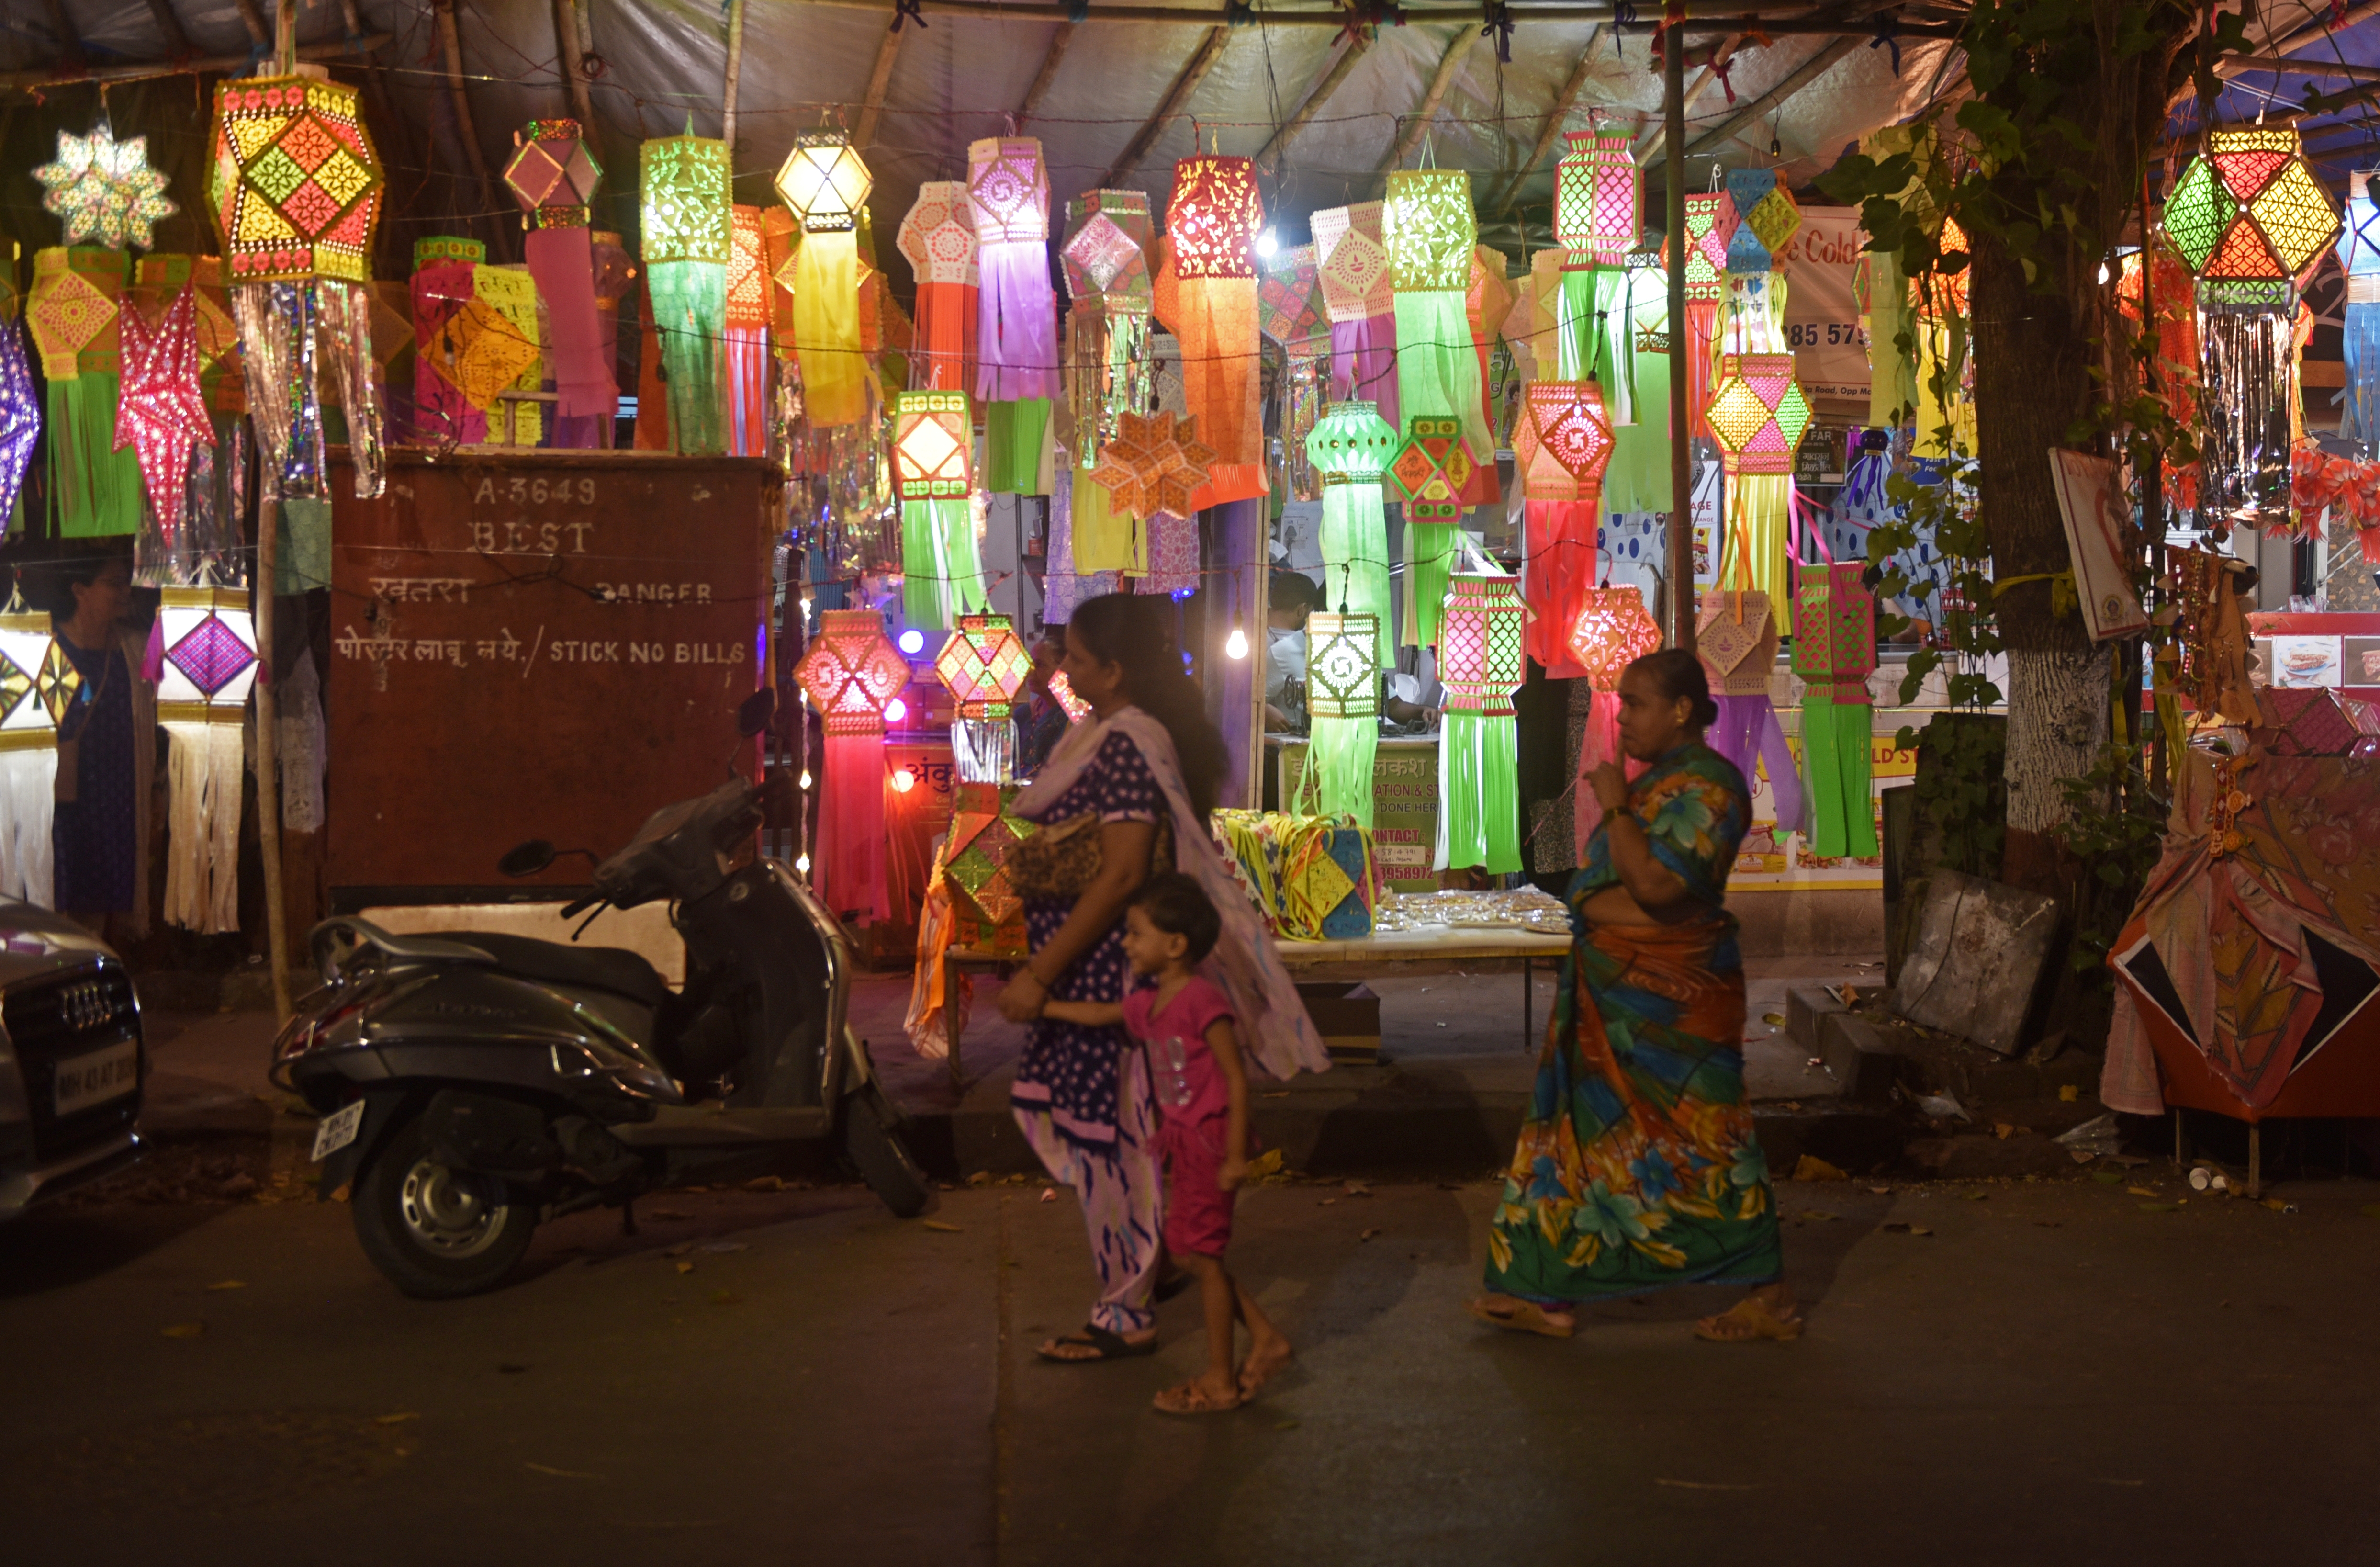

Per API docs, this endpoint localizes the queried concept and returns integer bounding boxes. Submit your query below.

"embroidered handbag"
[1008,811,1174,902]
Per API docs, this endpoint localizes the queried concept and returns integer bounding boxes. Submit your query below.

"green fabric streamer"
[1320,484,1392,670]
[278,497,334,595]
[1405,520,1459,647]
[900,496,987,630]
[1391,291,1491,463]
[1437,708,1521,873]
[50,376,144,537]
[984,398,1050,495]
[1801,692,1878,858]
[649,259,726,455]
[1310,710,1376,823]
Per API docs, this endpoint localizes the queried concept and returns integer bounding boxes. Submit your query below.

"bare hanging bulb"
[1225,627,1250,660]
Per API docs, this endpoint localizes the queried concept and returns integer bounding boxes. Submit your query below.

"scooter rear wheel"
[845,1082,930,1218]
[353,1110,539,1298]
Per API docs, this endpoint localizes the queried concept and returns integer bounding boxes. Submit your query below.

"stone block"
[1819,1012,1899,1104]
[1892,868,2060,1055]
[1785,985,1846,1055]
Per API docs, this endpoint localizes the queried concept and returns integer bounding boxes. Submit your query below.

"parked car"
[0,908,143,1219]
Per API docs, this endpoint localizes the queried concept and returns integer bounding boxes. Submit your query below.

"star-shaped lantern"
[36,127,177,251]
[113,285,214,535]
[504,118,602,227]
[1513,381,1614,503]
[1386,415,1482,522]
[935,614,1032,721]
[1705,353,1813,476]
[0,321,37,529]
[1089,409,1215,519]
[795,610,910,735]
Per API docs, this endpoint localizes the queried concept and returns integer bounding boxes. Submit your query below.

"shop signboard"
[1278,737,1440,892]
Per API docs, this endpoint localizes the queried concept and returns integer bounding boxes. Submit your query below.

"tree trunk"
[1969,220,2109,898]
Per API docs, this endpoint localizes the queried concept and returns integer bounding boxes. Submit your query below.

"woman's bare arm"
[1600,813,1701,923]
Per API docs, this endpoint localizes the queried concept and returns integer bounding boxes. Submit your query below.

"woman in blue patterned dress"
[49,550,152,939]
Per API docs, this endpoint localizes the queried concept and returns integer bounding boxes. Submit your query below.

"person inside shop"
[47,546,155,942]
[1469,648,1796,1345]
[1015,630,1072,777]
[1262,570,1324,733]
[1383,646,1443,731]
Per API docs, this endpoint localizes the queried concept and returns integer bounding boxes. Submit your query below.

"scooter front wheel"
[844,1082,931,1218]
[353,1109,539,1298]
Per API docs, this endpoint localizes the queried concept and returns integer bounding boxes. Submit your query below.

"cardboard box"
[1298,981,1381,1063]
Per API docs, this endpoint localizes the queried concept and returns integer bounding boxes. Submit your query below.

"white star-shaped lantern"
[34,127,177,250]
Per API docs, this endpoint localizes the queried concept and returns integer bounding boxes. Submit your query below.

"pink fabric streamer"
[411,260,485,445]
[977,244,1061,403]
[523,227,614,444]
[723,324,771,456]
[1330,313,1399,433]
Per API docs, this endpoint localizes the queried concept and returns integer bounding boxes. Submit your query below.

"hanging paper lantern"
[0,317,36,529]
[505,119,611,448]
[1089,408,1214,521]
[30,246,145,537]
[114,283,213,546]
[1705,351,1812,605]
[640,129,732,453]
[1384,169,1492,462]
[1793,550,1879,859]
[720,205,772,453]
[1385,412,1482,646]
[1263,243,1330,501]
[411,236,487,444]
[425,265,540,443]
[1723,169,1802,276]
[1166,154,1267,507]
[1304,609,1381,823]
[503,118,602,225]
[1695,586,1802,843]
[900,181,980,394]
[1513,380,1614,678]
[208,76,384,283]
[893,389,988,631]
[778,130,873,429]
[36,127,177,252]
[0,609,71,906]
[1312,201,1399,430]
[151,586,257,933]
[1061,189,1154,473]
[1563,583,1664,856]
[1306,400,1399,671]
[156,586,260,719]
[936,614,1032,784]
[969,136,1059,408]
[1554,131,1640,269]
[1436,574,1526,874]
[794,609,910,922]
[1662,190,1739,437]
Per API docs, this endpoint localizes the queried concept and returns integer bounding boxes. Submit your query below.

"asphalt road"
[5,1160,2377,1567]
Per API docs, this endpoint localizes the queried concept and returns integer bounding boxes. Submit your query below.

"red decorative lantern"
[794,610,911,921]
[1513,380,1615,678]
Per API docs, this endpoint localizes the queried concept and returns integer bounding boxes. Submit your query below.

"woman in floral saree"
[1472,649,1798,1343]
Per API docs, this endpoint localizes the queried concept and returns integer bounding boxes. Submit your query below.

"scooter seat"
[446,931,673,1011]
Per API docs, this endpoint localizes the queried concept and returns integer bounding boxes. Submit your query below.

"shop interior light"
[1225,627,1249,659]
[898,628,926,655]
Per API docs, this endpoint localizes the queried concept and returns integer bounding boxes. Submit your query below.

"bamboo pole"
[1683,34,1862,155]
[1382,28,1476,172]
[0,33,391,92]
[1097,26,1230,189]
[1663,24,1695,656]
[554,0,604,158]
[433,0,507,256]
[1492,35,1599,214]
[255,514,291,1021]
[723,0,749,155]
[1015,23,1077,128]
[1255,33,1370,171]
[855,24,905,149]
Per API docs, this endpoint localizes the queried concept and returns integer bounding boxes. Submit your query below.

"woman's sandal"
[1035,1324,1159,1363]
[1152,1378,1244,1416]
[1468,1295,1576,1339]
[1236,1346,1294,1399]
[1693,1296,1805,1343]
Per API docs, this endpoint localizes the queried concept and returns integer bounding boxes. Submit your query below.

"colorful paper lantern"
[207,75,384,283]
[1554,132,1640,269]
[410,236,487,444]
[1513,379,1615,679]
[1723,169,1801,276]
[0,318,36,529]
[1305,399,1398,674]
[1167,154,1267,507]
[1088,408,1214,521]
[2340,172,2380,444]
[1262,243,1330,501]
[114,282,213,545]
[1061,190,1154,473]
[2167,127,2341,289]
[1385,413,1481,646]
[505,119,610,448]
[1384,169,1492,465]
[156,586,259,718]
[1312,202,1399,429]
[1436,574,1526,874]
[1563,583,1664,854]
[0,609,70,906]
[503,119,602,226]
[969,137,1059,405]
[1695,586,1801,841]
[36,127,177,252]
[1304,610,1380,823]
[893,389,988,631]
[1663,189,1739,436]
[30,246,145,537]
[794,609,911,921]
[936,614,1032,784]
[1706,351,1811,606]
[778,130,872,429]
[150,586,256,932]
[900,181,980,394]
[1793,552,1879,859]
[640,129,731,453]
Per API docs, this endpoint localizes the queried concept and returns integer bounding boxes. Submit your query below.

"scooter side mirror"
[497,839,557,879]
[735,687,778,738]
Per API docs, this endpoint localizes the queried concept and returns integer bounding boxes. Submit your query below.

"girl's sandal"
[1694,1296,1805,1343]
[1153,1378,1244,1416]
[1468,1295,1576,1339]
[1036,1325,1158,1363]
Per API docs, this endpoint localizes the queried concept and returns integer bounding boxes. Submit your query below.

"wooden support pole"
[1639,33,1738,166]
[0,32,394,92]
[2227,53,2380,82]
[723,0,749,156]
[256,502,292,1022]
[232,0,270,45]
[552,0,605,161]
[1098,26,1230,190]
[1382,27,1475,173]
[39,0,88,75]
[1663,20,1694,656]
[433,0,508,257]
[854,24,904,149]
[1493,34,1599,214]
[1015,23,1076,128]
[1682,34,1860,155]
[140,0,192,61]
[1256,34,1370,172]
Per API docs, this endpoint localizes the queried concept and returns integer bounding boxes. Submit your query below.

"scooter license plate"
[312,1101,365,1163]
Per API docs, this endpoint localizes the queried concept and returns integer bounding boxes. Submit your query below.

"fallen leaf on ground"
[1868,1185,1892,1195]
[921,1220,963,1233]
[526,1463,601,1479]
[1246,1149,1285,1181]
[1038,1188,1057,1203]
[375,1412,418,1426]
[1801,1210,1839,1222]
[1762,1013,1787,1026]
[2126,1186,2157,1197]
[205,1280,247,1291]
[2263,1199,2289,1212]
[674,1261,695,1275]
[2092,1172,2125,1185]
[161,1322,204,1339]
[1994,1124,2015,1140]
[1791,1155,1848,1182]
[2059,1085,2080,1102]
[1963,1192,1990,1202]
[1345,1181,1372,1197]
[1359,1227,1382,1241]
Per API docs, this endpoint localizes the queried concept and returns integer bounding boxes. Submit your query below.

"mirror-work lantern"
[1386,414,1481,646]
[795,610,911,923]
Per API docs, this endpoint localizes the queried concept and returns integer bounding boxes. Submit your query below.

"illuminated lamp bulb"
[797,770,814,791]
[795,853,812,873]
[892,768,918,793]
[2098,260,2110,286]
[1256,227,1280,259]
[898,628,926,655]
[884,697,908,724]
[1225,627,1249,660]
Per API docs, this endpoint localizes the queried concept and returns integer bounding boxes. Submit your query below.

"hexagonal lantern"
[1386,414,1481,521]
[776,130,872,234]
[1513,380,1614,504]
[893,390,973,501]
[795,609,909,735]
[504,119,602,227]
[2166,124,2341,289]
[1705,353,1813,476]
[935,614,1031,721]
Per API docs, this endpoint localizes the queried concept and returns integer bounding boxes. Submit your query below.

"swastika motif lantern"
[936,614,1032,784]
[1304,610,1381,823]
[1312,202,1399,430]
[969,137,1059,406]
[795,610,911,922]
[1513,380,1614,679]
[1435,574,1527,874]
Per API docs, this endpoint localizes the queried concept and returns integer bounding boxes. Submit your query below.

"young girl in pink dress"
[1044,873,1293,1414]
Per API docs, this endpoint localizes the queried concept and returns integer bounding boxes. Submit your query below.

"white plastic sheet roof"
[2,1,1957,275]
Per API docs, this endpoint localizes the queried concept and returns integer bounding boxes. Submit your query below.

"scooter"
[271,690,929,1299]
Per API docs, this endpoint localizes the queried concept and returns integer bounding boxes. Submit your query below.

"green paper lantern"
[1435,574,1525,874]
[1306,399,1399,668]
[640,129,731,453]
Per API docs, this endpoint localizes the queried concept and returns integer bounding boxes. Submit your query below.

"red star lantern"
[1386,415,1482,522]
[113,284,214,537]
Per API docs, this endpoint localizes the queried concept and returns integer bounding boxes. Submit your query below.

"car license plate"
[312,1100,365,1163]
[53,1038,139,1117]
